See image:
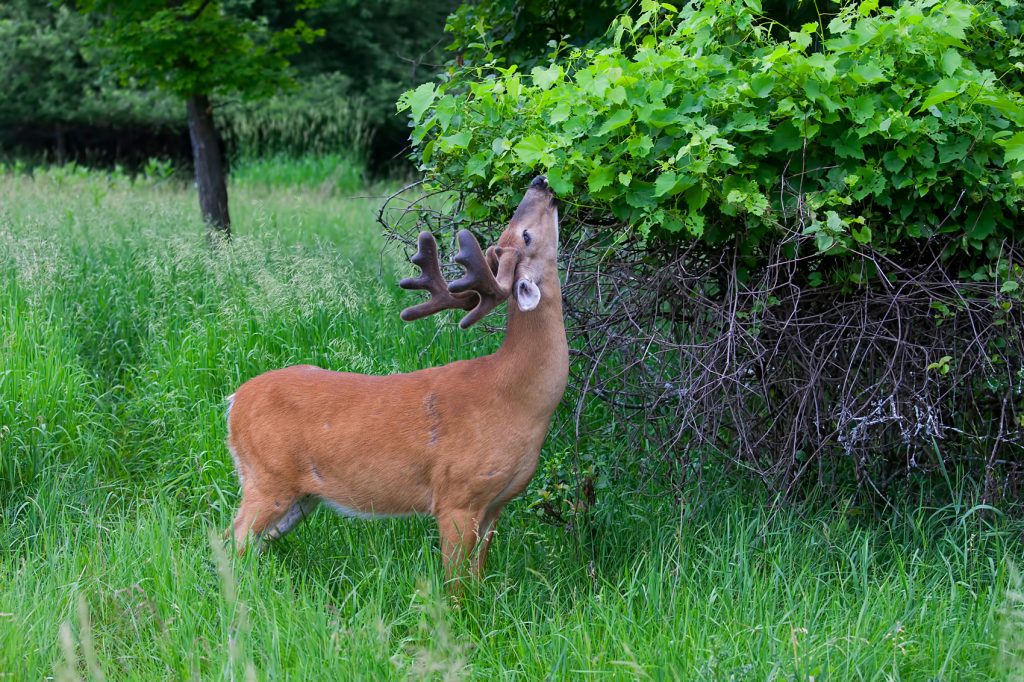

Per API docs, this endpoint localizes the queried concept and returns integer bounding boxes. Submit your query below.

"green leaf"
[816,233,836,252]
[1000,280,1020,294]
[654,171,678,197]
[661,211,685,234]
[789,31,812,51]
[466,153,489,178]
[883,150,906,173]
[806,53,836,82]
[405,82,436,124]
[848,94,875,123]
[749,73,774,98]
[851,62,886,84]
[594,109,633,137]
[770,121,803,152]
[966,203,1000,240]
[940,49,962,76]
[546,167,573,195]
[513,134,548,166]
[549,100,572,124]
[684,185,710,211]
[918,78,962,112]
[684,212,705,238]
[627,134,654,157]
[825,211,843,232]
[827,15,851,34]
[531,64,562,90]
[976,93,1024,123]
[637,106,676,128]
[588,165,615,193]
[439,130,471,150]
[1004,132,1024,164]
[491,138,511,156]
[858,0,878,15]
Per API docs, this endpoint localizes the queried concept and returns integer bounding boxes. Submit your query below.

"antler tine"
[399,231,477,322]
[449,230,520,329]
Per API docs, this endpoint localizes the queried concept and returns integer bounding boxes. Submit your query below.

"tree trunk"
[55,124,67,165]
[186,93,231,238]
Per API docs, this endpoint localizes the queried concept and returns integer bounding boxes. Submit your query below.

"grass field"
[2,164,1023,680]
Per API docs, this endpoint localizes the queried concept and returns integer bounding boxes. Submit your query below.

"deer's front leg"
[472,505,504,578]
[436,508,482,588]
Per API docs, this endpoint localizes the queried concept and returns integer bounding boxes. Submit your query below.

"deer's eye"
[523,231,532,246]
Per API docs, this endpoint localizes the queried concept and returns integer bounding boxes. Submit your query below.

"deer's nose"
[530,175,548,190]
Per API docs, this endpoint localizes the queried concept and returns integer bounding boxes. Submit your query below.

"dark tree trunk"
[54,124,67,165]
[186,93,230,238]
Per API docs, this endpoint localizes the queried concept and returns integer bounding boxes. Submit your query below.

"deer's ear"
[515,278,541,311]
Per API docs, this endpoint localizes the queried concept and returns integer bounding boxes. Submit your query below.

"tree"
[76,0,321,237]
[0,3,97,162]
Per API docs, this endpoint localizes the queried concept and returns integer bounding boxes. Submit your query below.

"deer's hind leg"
[265,495,319,541]
[231,484,302,554]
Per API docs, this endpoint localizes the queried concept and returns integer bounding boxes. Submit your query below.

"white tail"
[225,177,568,583]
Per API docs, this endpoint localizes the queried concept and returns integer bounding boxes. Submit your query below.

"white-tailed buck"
[225,176,568,581]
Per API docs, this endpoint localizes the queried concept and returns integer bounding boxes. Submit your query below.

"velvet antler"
[399,231,477,322]
[399,230,520,329]
[448,230,520,329]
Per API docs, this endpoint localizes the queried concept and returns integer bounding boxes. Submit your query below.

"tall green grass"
[1,167,1022,679]
[231,152,368,195]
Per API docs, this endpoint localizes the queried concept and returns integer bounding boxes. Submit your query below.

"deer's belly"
[319,495,421,520]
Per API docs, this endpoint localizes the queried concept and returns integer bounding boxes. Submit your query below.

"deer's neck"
[493,280,569,410]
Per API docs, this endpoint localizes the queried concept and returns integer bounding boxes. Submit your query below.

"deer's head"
[496,175,559,314]
[400,176,559,328]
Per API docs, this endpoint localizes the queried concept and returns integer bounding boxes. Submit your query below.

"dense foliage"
[77,0,321,101]
[405,0,1023,280]
[444,0,849,68]
[218,74,371,161]
[75,0,325,233]
[257,0,459,163]
[445,0,632,69]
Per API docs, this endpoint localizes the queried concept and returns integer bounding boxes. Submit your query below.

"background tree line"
[0,0,458,172]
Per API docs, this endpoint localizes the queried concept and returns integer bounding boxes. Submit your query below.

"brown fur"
[225,180,568,583]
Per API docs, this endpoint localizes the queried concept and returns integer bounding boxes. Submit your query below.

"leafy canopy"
[76,0,322,99]
[401,0,1024,283]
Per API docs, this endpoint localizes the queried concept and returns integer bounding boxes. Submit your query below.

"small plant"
[141,157,175,185]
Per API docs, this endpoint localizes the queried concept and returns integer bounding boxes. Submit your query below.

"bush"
[405,0,1022,266]
[394,0,1024,506]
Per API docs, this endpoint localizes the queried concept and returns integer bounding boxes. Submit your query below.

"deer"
[224,176,568,583]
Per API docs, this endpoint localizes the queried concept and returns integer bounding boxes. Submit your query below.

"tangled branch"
[379,184,1024,509]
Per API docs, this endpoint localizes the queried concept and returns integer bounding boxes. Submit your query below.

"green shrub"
[396,0,1024,504]
[404,0,1023,283]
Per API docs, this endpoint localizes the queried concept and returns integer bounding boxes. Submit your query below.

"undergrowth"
[0,167,1022,679]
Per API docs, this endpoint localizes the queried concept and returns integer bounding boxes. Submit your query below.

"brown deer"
[224,176,568,581]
